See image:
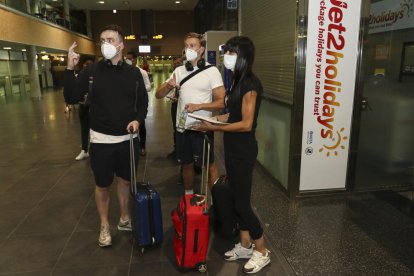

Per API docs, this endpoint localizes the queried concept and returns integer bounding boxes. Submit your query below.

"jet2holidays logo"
[306,0,352,158]
[306,128,348,157]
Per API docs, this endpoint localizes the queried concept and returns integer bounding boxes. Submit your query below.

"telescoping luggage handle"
[195,134,210,214]
[130,130,137,194]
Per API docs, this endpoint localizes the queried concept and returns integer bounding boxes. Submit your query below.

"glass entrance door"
[353,0,414,191]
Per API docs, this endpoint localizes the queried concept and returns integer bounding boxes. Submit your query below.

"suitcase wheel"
[196,263,207,273]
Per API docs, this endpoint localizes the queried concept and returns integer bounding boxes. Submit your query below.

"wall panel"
[241,0,296,103]
[0,6,95,54]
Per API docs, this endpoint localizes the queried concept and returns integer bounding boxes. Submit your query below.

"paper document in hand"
[187,113,229,125]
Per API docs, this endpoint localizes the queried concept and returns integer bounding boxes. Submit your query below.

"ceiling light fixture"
[3,47,12,50]
[153,34,163,40]
[97,1,105,4]
[113,9,117,13]
[175,1,181,4]
[21,49,26,52]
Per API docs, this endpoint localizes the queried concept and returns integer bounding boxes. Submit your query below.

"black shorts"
[176,131,214,166]
[89,138,140,187]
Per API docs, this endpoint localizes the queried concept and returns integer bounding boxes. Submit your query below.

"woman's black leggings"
[225,153,263,240]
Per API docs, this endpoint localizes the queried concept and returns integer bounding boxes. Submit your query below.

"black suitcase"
[211,175,239,239]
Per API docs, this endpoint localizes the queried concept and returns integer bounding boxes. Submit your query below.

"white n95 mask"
[185,48,198,62]
[125,59,133,66]
[223,54,237,71]
[101,42,118,60]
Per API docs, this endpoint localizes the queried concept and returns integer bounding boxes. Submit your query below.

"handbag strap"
[179,65,213,87]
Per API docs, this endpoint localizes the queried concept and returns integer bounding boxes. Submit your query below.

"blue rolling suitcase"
[129,134,163,253]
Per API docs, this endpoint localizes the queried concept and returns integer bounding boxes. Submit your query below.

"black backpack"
[210,175,239,239]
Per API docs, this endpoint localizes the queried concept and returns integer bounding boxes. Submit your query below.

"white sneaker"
[243,249,271,274]
[98,224,112,247]
[224,242,254,261]
[75,150,89,160]
[117,218,132,232]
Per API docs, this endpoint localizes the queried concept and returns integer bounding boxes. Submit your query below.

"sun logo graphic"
[319,127,348,157]
[401,0,414,17]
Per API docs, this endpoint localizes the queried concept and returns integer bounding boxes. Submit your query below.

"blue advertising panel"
[207,50,216,65]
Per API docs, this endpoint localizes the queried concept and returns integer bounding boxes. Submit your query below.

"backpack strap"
[179,65,214,87]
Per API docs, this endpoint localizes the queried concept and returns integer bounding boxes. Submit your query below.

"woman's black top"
[223,76,263,159]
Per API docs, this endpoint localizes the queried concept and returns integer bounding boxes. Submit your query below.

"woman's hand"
[192,121,217,132]
[216,113,229,123]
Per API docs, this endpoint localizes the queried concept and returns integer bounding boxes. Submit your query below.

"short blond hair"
[184,32,206,48]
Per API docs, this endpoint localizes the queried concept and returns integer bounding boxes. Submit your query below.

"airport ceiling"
[48,0,199,11]
[0,0,199,56]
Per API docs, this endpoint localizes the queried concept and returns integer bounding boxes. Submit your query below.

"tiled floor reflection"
[0,89,413,275]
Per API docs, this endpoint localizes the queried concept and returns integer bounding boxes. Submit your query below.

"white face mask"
[223,54,237,71]
[125,59,133,66]
[101,42,119,60]
[185,48,198,62]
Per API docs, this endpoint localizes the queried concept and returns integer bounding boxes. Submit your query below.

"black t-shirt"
[223,76,263,158]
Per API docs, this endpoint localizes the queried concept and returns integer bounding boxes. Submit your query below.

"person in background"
[156,32,225,193]
[166,55,185,159]
[194,36,270,274]
[64,24,148,248]
[64,104,72,113]
[125,51,151,156]
[75,56,94,161]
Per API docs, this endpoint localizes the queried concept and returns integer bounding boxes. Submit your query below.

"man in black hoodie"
[64,25,148,247]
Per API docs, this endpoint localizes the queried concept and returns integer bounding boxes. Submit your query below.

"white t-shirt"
[139,67,152,92]
[90,129,137,144]
[167,63,224,129]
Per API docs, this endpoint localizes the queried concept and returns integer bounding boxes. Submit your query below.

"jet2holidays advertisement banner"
[300,0,362,191]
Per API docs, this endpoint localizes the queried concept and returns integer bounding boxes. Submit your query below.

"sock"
[185,189,194,195]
